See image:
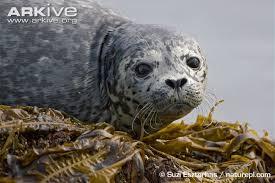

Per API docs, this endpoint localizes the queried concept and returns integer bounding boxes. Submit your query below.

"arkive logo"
[7,4,78,17]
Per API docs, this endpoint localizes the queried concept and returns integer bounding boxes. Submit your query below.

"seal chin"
[157,102,194,122]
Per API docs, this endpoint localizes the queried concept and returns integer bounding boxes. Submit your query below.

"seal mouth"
[158,102,193,113]
[164,102,192,109]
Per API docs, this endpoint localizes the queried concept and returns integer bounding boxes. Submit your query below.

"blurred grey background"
[97,0,274,137]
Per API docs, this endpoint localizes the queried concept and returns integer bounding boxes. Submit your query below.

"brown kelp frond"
[89,150,143,183]
[0,105,274,182]
[38,151,107,183]
[0,105,90,134]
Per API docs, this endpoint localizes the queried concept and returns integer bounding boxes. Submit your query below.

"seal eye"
[186,57,201,69]
[135,63,153,77]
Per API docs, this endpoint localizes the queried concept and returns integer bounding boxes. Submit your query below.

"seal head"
[101,23,207,134]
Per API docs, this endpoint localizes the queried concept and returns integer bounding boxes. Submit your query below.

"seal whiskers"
[131,103,152,133]
[139,107,156,140]
[149,111,158,130]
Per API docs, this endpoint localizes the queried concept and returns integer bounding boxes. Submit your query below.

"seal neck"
[96,22,130,122]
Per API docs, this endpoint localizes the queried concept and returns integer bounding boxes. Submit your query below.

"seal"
[0,0,208,136]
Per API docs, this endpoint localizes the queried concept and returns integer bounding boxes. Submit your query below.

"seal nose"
[165,78,187,89]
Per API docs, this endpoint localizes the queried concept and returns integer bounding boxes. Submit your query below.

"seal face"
[103,24,207,134]
[0,0,207,135]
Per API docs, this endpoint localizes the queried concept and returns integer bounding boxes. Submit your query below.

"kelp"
[0,104,274,183]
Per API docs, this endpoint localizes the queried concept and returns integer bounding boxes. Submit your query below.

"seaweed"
[0,104,274,182]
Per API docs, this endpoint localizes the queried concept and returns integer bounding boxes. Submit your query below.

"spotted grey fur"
[0,0,207,135]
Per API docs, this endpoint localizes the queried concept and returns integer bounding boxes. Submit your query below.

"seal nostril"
[178,78,187,87]
[165,79,176,89]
